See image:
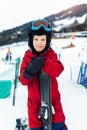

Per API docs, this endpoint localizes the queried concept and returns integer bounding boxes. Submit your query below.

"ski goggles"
[31,19,52,32]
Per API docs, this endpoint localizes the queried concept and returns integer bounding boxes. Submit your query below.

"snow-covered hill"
[53,14,87,32]
[0,4,87,46]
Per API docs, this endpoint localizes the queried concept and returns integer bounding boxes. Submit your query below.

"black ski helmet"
[28,19,52,54]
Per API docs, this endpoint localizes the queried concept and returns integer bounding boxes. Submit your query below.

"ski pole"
[12,57,20,106]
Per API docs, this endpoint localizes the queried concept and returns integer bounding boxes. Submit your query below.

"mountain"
[46,4,87,21]
[0,4,87,46]
[47,4,87,33]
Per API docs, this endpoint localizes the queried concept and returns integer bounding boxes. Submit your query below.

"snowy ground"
[0,37,87,130]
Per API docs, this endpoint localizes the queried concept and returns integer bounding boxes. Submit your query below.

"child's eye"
[34,38,38,41]
[41,39,45,41]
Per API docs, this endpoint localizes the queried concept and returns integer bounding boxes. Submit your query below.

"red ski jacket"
[19,47,65,128]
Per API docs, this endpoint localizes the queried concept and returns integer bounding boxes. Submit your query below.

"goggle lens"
[31,20,52,31]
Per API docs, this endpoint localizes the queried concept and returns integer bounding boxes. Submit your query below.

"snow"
[0,37,87,130]
[53,14,87,31]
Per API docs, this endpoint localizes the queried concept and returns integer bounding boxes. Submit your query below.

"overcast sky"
[0,0,87,31]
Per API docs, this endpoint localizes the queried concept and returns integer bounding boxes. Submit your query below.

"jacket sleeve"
[42,49,64,78]
[18,51,34,86]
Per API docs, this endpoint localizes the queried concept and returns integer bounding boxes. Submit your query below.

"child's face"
[33,35,47,52]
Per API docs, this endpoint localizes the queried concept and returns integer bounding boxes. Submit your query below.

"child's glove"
[23,57,45,78]
[28,57,45,73]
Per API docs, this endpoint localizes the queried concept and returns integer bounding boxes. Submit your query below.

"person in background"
[19,19,67,130]
[5,47,12,63]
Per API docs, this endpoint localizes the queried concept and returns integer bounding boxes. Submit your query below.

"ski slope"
[0,37,87,130]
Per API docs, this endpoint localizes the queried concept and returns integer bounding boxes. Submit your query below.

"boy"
[19,19,67,130]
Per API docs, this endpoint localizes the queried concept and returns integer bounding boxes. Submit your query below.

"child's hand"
[27,57,45,75]
[23,57,45,78]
